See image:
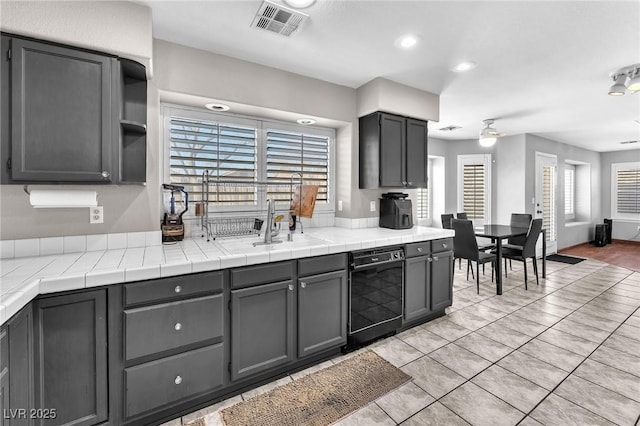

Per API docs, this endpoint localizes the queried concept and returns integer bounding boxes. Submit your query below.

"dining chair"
[456,212,468,219]
[502,218,543,290]
[452,219,496,294]
[441,213,454,229]
[503,213,532,270]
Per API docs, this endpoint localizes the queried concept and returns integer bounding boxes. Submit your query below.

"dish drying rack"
[199,171,303,241]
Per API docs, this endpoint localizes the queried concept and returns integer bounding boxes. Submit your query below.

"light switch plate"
[370,201,376,212]
[338,200,343,211]
[90,206,104,224]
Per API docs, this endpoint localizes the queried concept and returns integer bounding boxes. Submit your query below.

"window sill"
[564,221,590,228]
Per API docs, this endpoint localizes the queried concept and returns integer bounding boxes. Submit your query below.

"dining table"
[474,224,547,295]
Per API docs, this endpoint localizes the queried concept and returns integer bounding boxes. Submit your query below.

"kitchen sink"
[215,233,328,254]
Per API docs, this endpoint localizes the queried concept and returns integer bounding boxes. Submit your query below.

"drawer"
[432,238,453,253]
[298,253,347,277]
[405,241,431,258]
[124,294,223,361]
[124,343,224,418]
[231,261,293,289]
[124,271,224,306]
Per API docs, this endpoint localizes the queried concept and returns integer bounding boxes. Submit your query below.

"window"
[163,105,334,214]
[457,154,491,224]
[416,158,433,222]
[564,165,575,219]
[612,162,640,220]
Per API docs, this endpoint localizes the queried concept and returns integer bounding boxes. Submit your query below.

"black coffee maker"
[379,192,413,229]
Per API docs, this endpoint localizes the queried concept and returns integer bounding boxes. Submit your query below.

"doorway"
[535,152,558,255]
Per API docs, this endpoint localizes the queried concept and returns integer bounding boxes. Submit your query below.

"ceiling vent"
[251,0,309,37]
[620,140,639,145]
[438,125,462,132]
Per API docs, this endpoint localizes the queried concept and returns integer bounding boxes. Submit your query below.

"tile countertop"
[0,226,453,326]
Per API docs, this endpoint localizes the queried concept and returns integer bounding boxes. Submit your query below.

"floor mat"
[546,254,586,264]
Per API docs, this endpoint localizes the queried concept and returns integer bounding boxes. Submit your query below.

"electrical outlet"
[370,201,376,212]
[338,200,343,211]
[90,206,104,224]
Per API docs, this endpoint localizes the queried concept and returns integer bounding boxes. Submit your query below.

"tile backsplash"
[1,231,162,259]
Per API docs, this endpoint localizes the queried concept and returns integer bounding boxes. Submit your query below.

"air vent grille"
[252,0,309,37]
[439,125,462,132]
[620,140,639,145]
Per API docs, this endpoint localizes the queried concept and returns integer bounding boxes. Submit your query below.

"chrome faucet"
[253,199,282,246]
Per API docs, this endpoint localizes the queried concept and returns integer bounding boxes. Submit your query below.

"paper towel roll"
[29,190,98,208]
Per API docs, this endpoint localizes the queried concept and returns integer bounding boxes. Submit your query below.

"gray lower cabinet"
[0,326,7,426]
[33,290,108,426]
[4,35,116,183]
[297,269,348,358]
[230,280,295,381]
[404,239,453,323]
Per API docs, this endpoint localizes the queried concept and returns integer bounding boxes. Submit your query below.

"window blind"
[543,166,556,241]
[170,117,257,205]
[462,164,485,219]
[564,167,575,216]
[265,130,329,203]
[616,168,640,214]
[417,188,428,219]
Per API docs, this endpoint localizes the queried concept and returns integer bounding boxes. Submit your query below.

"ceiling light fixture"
[608,63,640,96]
[395,34,419,50]
[478,119,505,147]
[451,61,477,73]
[296,118,315,125]
[283,0,316,8]
[205,102,230,111]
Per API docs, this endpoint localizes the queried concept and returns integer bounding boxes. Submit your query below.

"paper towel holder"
[25,185,99,208]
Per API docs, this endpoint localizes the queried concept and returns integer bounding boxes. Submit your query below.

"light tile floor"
[162,258,640,426]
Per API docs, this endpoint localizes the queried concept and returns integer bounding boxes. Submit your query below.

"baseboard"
[612,239,640,245]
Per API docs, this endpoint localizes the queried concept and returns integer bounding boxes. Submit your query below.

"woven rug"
[211,350,410,426]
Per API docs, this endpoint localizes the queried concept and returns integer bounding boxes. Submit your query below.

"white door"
[535,152,558,255]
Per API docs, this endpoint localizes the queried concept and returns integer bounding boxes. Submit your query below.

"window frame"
[611,162,640,221]
[162,103,336,216]
[457,154,492,225]
[564,164,575,220]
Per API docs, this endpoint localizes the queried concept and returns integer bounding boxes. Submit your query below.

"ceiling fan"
[479,119,506,147]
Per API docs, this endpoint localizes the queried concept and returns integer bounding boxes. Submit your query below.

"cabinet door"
[298,270,347,357]
[404,256,429,322]
[431,251,453,312]
[379,113,406,187]
[7,306,34,426]
[10,38,114,182]
[33,290,108,426]
[231,281,295,381]
[0,326,8,426]
[405,118,428,187]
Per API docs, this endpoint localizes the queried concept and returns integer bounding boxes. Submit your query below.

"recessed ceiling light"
[205,103,230,112]
[451,61,477,72]
[297,118,315,125]
[283,0,315,8]
[396,34,419,50]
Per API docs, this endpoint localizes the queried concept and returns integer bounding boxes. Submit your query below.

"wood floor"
[560,239,640,272]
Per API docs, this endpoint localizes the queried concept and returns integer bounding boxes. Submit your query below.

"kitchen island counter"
[0,225,453,325]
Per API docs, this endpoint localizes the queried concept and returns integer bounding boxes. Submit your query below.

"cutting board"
[290,185,318,218]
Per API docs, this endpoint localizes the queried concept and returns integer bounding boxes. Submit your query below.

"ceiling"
[137,0,640,152]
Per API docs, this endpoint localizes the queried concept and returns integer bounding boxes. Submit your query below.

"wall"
[600,149,640,241]
[524,134,602,249]
[495,135,527,223]
[0,1,159,240]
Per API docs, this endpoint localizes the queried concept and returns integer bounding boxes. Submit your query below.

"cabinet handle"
[174,285,182,293]
[174,375,182,385]
[408,181,413,185]
[428,257,433,262]
[433,256,439,261]
[288,284,294,291]
[442,244,448,248]
[300,281,307,289]
[402,181,407,185]
[101,171,110,179]
[417,247,423,253]
[174,323,182,331]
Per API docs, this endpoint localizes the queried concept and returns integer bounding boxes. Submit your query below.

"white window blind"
[462,164,485,220]
[417,188,428,219]
[564,166,575,217]
[265,130,329,204]
[543,165,556,241]
[616,167,640,214]
[169,117,257,205]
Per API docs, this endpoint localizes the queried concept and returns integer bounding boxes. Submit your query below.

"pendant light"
[479,119,502,147]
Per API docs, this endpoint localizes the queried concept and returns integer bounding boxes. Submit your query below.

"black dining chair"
[502,218,543,290]
[441,213,454,229]
[452,219,496,294]
[456,212,468,219]
[503,213,533,270]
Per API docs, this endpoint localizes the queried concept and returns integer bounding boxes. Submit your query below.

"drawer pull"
[417,247,423,253]
[300,281,307,289]
[174,375,182,385]
[174,285,182,294]
[428,257,433,262]
[174,323,182,331]
[442,244,448,248]
[288,284,294,291]
[433,256,439,261]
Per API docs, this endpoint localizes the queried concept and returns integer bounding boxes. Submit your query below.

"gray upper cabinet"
[359,111,428,189]
[33,290,108,426]
[297,269,347,358]
[6,36,116,183]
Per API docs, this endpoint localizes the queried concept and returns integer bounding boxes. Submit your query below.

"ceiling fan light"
[479,135,497,147]
[627,70,640,91]
[608,74,627,96]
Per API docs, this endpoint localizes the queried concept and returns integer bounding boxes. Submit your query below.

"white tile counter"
[0,226,453,326]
